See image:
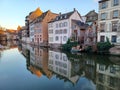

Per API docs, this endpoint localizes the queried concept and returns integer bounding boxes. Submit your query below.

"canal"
[0,41,120,90]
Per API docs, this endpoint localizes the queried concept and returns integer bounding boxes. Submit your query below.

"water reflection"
[0,40,18,50]
[0,41,18,59]
[19,43,120,90]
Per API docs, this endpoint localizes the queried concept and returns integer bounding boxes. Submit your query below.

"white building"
[98,0,120,45]
[48,9,85,48]
[48,50,80,84]
[29,22,35,44]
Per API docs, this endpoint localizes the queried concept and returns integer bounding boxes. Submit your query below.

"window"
[112,21,118,31]
[111,35,117,43]
[49,37,53,42]
[55,30,59,34]
[59,23,62,27]
[113,0,119,6]
[101,2,107,9]
[63,36,67,41]
[60,30,62,34]
[56,23,58,28]
[60,16,62,19]
[63,56,67,61]
[55,36,59,41]
[38,29,41,33]
[63,29,67,34]
[100,23,105,32]
[113,10,119,18]
[110,66,116,74]
[101,13,107,20]
[97,84,105,90]
[49,29,53,34]
[64,15,67,18]
[98,73,104,83]
[100,36,105,42]
[55,54,59,59]
[109,77,116,87]
[99,65,105,71]
[40,38,42,41]
[64,22,67,27]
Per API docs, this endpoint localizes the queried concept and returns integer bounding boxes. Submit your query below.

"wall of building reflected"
[19,43,120,90]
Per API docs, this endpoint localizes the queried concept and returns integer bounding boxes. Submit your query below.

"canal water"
[0,41,120,90]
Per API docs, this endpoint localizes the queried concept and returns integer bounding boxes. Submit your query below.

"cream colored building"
[98,0,120,45]
[96,63,120,90]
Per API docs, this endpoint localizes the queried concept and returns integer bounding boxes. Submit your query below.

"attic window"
[64,15,67,18]
[60,16,62,19]
[56,17,59,20]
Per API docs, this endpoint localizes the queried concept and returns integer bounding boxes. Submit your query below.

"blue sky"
[0,0,99,29]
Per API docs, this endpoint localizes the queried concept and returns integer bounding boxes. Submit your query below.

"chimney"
[74,8,76,12]
[59,12,61,15]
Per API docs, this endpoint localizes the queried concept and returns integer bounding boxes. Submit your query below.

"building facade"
[28,8,43,44]
[84,10,98,46]
[98,0,120,45]
[48,9,85,48]
[96,63,120,90]
[33,10,58,46]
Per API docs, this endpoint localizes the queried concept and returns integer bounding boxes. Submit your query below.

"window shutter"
[98,14,101,20]
[99,3,102,10]
[119,10,120,19]
[110,11,113,19]
[106,13,108,20]
[111,0,113,7]
[117,22,120,31]
[105,23,107,31]
[106,1,108,8]
[109,23,112,32]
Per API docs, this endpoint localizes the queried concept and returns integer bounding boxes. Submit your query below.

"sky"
[0,0,100,30]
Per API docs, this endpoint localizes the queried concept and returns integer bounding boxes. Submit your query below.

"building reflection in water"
[48,50,80,84]
[96,61,120,90]
[0,40,18,50]
[21,43,53,79]
[20,43,120,90]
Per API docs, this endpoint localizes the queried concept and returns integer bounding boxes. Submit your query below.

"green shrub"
[84,46,92,53]
[97,37,113,53]
[62,39,78,51]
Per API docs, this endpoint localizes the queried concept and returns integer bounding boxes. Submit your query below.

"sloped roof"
[0,30,5,34]
[49,9,83,23]
[85,10,98,17]
[85,10,98,22]
[99,0,109,3]
[33,10,49,23]
[72,20,89,29]
[28,7,43,22]
[6,29,17,34]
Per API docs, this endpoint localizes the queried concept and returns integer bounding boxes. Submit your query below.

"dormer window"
[101,2,107,9]
[64,15,67,18]
[60,16,62,19]
[56,17,59,20]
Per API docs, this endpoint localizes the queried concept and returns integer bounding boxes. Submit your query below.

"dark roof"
[48,11,75,23]
[85,10,98,22]
[72,20,89,29]
[85,10,98,17]
[99,0,109,3]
